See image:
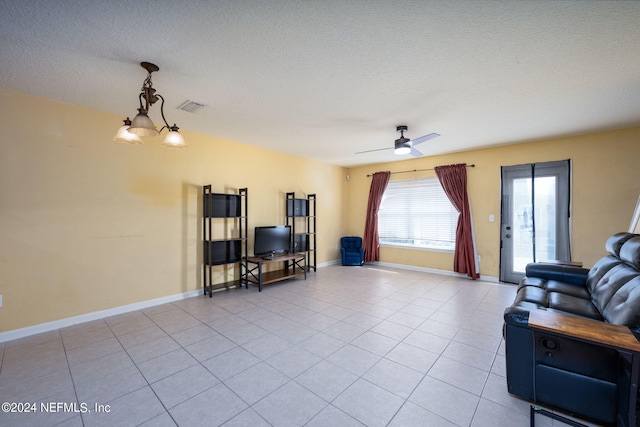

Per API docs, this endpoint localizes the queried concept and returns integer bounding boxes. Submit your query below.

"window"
[378,177,457,251]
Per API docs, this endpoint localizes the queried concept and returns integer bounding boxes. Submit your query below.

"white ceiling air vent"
[177,100,206,113]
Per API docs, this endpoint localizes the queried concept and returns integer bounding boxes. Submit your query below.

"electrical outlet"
[0,294,3,307]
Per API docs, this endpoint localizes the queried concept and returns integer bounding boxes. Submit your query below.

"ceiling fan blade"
[410,147,423,157]
[410,133,440,146]
[355,147,391,154]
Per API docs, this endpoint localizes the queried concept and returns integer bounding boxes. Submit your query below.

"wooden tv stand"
[244,253,306,292]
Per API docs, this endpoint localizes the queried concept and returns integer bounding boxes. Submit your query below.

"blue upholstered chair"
[340,236,365,266]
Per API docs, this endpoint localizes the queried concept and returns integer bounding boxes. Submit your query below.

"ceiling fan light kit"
[394,125,412,155]
[113,62,186,148]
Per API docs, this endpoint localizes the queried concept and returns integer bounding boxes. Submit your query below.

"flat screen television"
[254,225,291,257]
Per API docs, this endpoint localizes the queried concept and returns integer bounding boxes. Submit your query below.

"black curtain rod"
[367,164,475,177]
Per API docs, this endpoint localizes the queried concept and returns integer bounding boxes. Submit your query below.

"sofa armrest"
[525,263,590,286]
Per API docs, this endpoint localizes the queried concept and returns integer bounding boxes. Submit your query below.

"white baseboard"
[370,261,500,283]
[317,259,341,268]
[0,288,205,344]
[317,259,501,283]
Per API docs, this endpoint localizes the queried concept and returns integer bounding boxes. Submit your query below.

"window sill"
[380,243,454,254]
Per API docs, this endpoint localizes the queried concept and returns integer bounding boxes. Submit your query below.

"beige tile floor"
[0,265,595,426]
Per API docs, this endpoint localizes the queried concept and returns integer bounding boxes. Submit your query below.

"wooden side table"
[528,309,640,427]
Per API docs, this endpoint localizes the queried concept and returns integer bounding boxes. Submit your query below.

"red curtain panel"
[363,171,390,262]
[435,164,480,279]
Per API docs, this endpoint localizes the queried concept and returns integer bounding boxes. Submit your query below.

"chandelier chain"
[141,73,153,91]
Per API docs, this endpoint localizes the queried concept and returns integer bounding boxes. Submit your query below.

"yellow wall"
[2,86,639,334]
[0,89,348,332]
[345,127,640,278]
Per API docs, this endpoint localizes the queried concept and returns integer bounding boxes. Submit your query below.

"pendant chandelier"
[113,62,186,148]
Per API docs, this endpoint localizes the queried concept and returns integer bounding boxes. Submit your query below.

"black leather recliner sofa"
[503,232,640,426]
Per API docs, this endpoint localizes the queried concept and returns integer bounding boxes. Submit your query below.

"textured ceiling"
[1,1,640,167]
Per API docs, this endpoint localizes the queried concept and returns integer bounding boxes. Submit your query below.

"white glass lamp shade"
[113,118,143,144]
[394,143,411,155]
[128,109,159,136]
[161,125,187,148]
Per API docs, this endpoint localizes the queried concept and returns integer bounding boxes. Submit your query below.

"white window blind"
[378,177,457,251]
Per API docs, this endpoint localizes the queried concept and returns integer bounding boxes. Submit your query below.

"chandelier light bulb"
[161,125,187,148]
[128,108,159,136]
[113,117,143,144]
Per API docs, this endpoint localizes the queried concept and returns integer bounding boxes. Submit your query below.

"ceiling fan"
[356,125,440,157]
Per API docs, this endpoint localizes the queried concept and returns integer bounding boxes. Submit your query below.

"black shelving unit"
[285,192,316,272]
[203,185,248,297]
